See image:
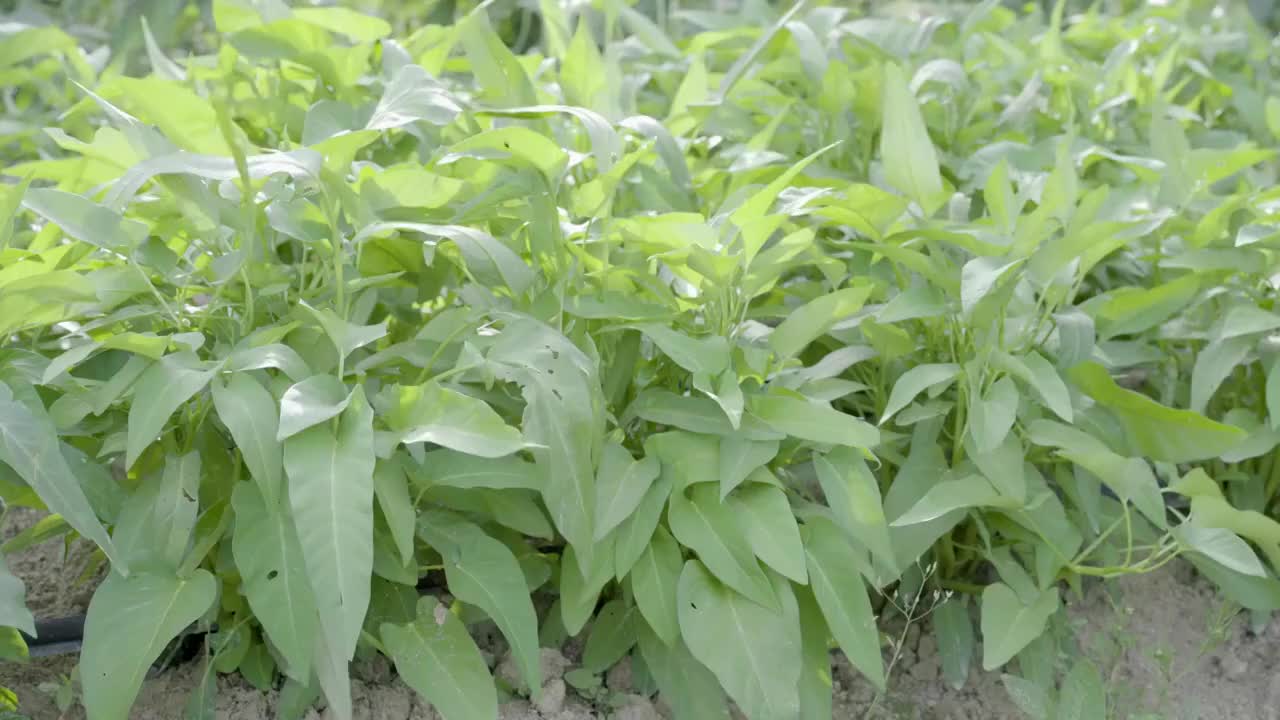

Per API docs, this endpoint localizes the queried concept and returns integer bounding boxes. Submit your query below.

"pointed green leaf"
[891,474,1009,526]
[1057,659,1106,720]
[422,517,537,691]
[631,525,683,645]
[1068,362,1245,463]
[277,375,352,441]
[813,449,894,571]
[81,570,217,720]
[0,392,122,569]
[769,286,873,361]
[387,381,522,458]
[0,552,34,636]
[126,352,217,468]
[112,452,200,571]
[881,364,959,426]
[802,517,885,690]
[933,597,973,690]
[613,472,673,579]
[373,460,416,566]
[212,374,283,507]
[594,442,660,540]
[283,387,375,662]
[980,583,1059,670]
[231,482,317,681]
[677,560,801,720]
[729,484,806,584]
[881,63,944,212]
[718,436,779,500]
[992,351,1072,423]
[969,377,1018,454]
[300,302,387,364]
[582,599,639,673]
[381,596,498,720]
[748,394,879,448]
[637,626,729,720]
[668,484,775,609]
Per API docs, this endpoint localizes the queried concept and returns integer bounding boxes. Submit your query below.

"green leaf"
[0,552,34,637]
[992,351,1073,423]
[418,450,540,490]
[881,63,944,213]
[718,436,779,500]
[635,324,730,376]
[212,374,283,507]
[386,381,522,458]
[373,460,416,566]
[796,587,833,720]
[231,482,317,681]
[728,484,806,584]
[802,517,885,690]
[283,387,375,663]
[490,319,602,574]
[677,560,801,720]
[381,596,498,720]
[594,442,660,540]
[969,377,1019,454]
[424,520,542,698]
[126,352,217,469]
[1190,337,1252,415]
[1001,674,1052,720]
[1057,659,1105,720]
[813,449,894,571]
[277,375,352,441]
[631,525,683,646]
[891,474,1009,526]
[880,364,960,426]
[613,473,673,580]
[81,570,217,720]
[668,484,775,610]
[1174,524,1267,577]
[748,394,879,448]
[933,597,973,690]
[112,452,200,571]
[299,302,387,365]
[1068,362,1246,462]
[980,583,1059,670]
[582,600,639,673]
[22,188,148,252]
[1027,420,1166,528]
[769,286,873,361]
[637,627,729,720]
[0,392,122,569]
[560,540,615,636]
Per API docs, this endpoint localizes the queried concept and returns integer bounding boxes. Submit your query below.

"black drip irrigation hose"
[20,573,449,666]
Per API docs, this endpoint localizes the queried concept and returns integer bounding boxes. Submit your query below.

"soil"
[5,507,1279,719]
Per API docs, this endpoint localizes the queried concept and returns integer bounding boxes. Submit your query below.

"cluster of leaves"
[4,0,1280,718]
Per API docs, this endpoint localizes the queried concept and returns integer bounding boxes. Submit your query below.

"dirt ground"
[4,507,1280,720]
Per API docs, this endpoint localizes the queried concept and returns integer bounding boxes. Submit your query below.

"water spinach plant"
[3,0,1280,718]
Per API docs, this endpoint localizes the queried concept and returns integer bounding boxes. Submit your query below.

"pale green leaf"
[381,596,498,720]
[980,583,1059,670]
[277,375,352,441]
[126,352,217,468]
[212,374,283,507]
[880,364,960,426]
[677,560,801,720]
[803,517,885,690]
[631,525,683,646]
[81,570,217,720]
[283,387,375,662]
[231,481,317,681]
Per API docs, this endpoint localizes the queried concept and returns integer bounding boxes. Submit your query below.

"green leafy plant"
[3,0,1280,718]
